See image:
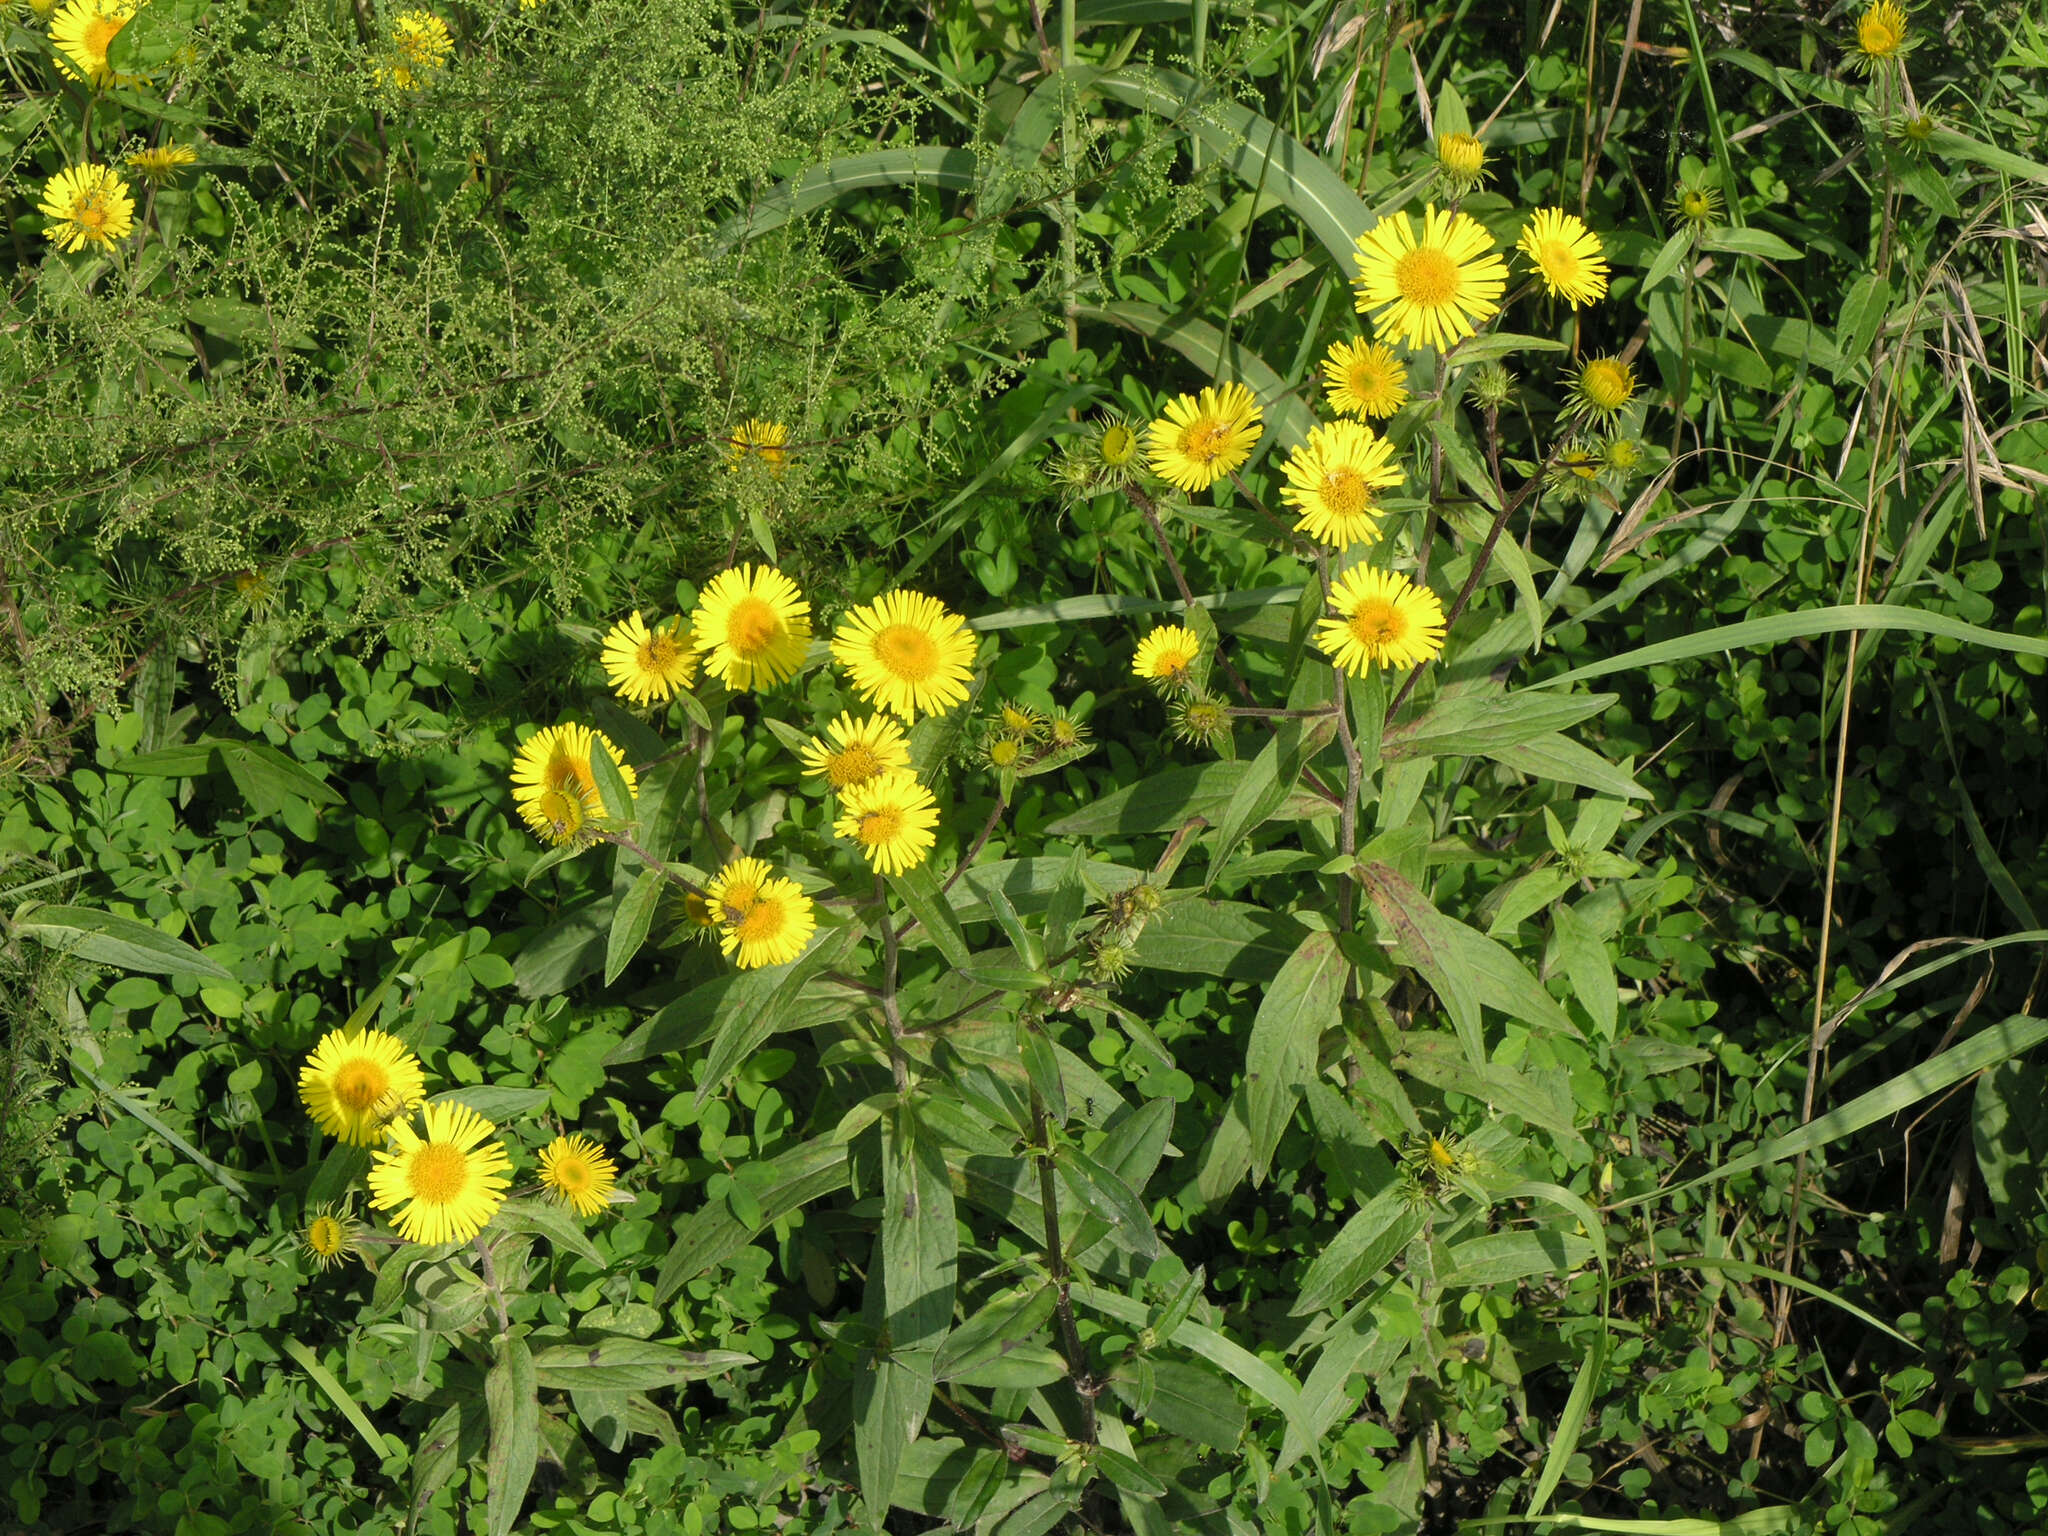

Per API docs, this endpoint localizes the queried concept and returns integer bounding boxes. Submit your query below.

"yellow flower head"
[728,418,790,474]
[298,1027,427,1146]
[1435,131,1488,185]
[1098,417,1141,468]
[1568,355,1638,425]
[1045,708,1089,751]
[801,711,912,791]
[537,1134,619,1218]
[1315,566,1447,676]
[368,1101,512,1246]
[601,611,697,706]
[509,722,637,845]
[1279,418,1404,550]
[830,590,977,722]
[1132,624,1202,689]
[834,769,940,877]
[1602,435,1645,477]
[1517,208,1610,309]
[49,0,145,88]
[705,856,817,969]
[126,142,198,187]
[1145,382,1263,492]
[38,164,134,254]
[692,564,812,692]
[1320,338,1410,421]
[1171,694,1230,748]
[997,701,1046,741]
[26,0,59,16]
[300,1204,361,1271]
[374,9,452,91]
[1352,205,1509,353]
[986,734,1024,769]
[1669,178,1723,230]
[1850,0,1909,67]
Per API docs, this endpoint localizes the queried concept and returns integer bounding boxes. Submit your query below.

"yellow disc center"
[873,623,939,681]
[332,1059,391,1113]
[308,1217,343,1254]
[1178,418,1230,464]
[76,197,107,232]
[553,1160,591,1192]
[1320,468,1370,518]
[537,788,584,839]
[1539,240,1580,281]
[1346,362,1387,401]
[1099,424,1137,465]
[640,633,683,672]
[1859,13,1901,53]
[1581,361,1633,409]
[725,597,781,658]
[859,807,904,848]
[1348,600,1406,649]
[829,744,880,787]
[406,1143,469,1204]
[83,14,121,61]
[733,898,785,942]
[1393,247,1459,307]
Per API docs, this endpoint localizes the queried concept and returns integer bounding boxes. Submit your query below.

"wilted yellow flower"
[126,142,198,187]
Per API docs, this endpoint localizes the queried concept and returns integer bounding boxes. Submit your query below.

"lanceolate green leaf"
[712,147,979,255]
[484,1334,540,1536]
[14,903,233,981]
[883,1106,957,1354]
[1536,604,2048,690]
[1246,932,1345,1183]
[655,1135,851,1300]
[1093,63,1375,270]
[1621,1015,2048,1207]
[527,1340,751,1390]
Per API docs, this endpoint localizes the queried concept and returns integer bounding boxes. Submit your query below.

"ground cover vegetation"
[4,0,2048,1531]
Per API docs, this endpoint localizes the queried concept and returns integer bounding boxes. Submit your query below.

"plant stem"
[1030,1083,1097,1445]
[878,876,910,1095]
[940,792,1008,896]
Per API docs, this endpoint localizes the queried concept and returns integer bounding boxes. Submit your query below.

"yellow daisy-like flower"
[537,1134,618,1218]
[509,722,638,845]
[800,711,911,790]
[1568,356,1638,425]
[601,611,697,706]
[1516,208,1610,309]
[1352,205,1509,353]
[1435,131,1488,185]
[997,701,1046,741]
[298,1027,427,1147]
[1316,566,1447,676]
[49,0,144,88]
[692,564,812,692]
[1320,338,1410,421]
[126,142,198,187]
[1132,624,1202,689]
[1144,382,1264,493]
[374,8,452,91]
[368,1102,512,1246]
[831,590,977,722]
[728,419,790,474]
[300,1205,361,1271]
[1850,0,1909,67]
[1279,418,1405,550]
[38,164,134,254]
[706,856,817,969]
[834,770,940,877]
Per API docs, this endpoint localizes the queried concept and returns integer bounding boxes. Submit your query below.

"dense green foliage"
[6,0,2048,1533]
